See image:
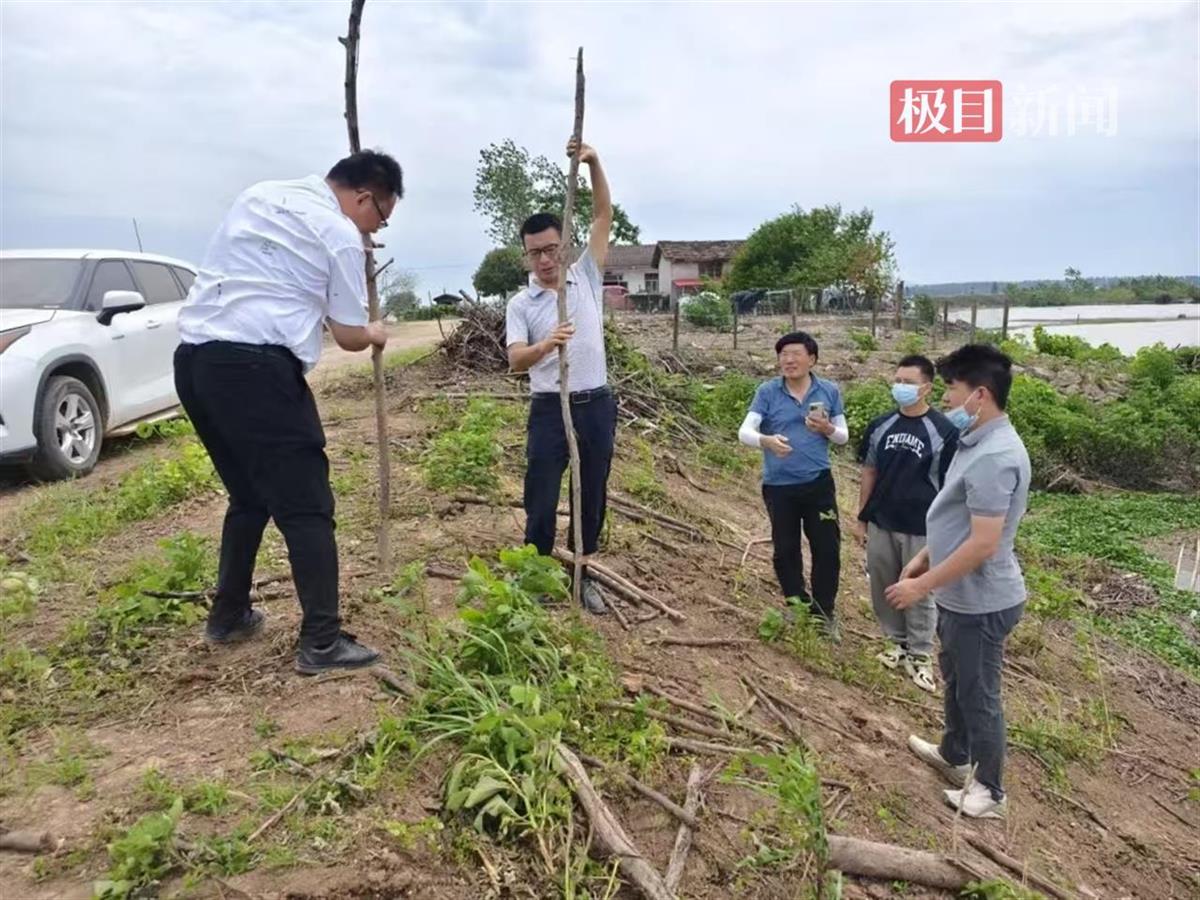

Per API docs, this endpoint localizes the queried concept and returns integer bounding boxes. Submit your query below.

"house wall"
[604,265,657,293]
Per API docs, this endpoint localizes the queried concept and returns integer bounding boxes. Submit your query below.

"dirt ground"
[1,314,1197,900]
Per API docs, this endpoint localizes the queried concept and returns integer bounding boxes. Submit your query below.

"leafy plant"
[848,329,878,352]
[682,291,732,330]
[691,372,758,435]
[0,570,41,619]
[95,797,183,899]
[422,399,513,495]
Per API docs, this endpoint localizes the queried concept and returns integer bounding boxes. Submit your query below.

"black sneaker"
[295,632,381,675]
[580,577,608,616]
[205,608,265,645]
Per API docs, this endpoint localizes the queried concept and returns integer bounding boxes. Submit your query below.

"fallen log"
[555,744,676,900]
[665,736,749,756]
[0,830,54,854]
[826,834,971,890]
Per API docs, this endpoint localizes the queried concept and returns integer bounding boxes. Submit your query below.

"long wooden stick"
[664,763,705,893]
[558,49,586,607]
[341,0,391,572]
[555,744,676,900]
[961,834,1074,900]
[578,753,699,829]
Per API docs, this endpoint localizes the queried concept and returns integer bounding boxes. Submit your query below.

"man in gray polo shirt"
[884,344,1030,819]
[506,139,614,615]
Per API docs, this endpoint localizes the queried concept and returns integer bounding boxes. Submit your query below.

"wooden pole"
[672,295,680,351]
[942,300,949,338]
[969,298,978,342]
[894,279,904,330]
[341,0,391,572]
[557,49,586,608]
[871,291,879,338]
[732,296,739,349]
[1001,291,1011,340]
[790,289,798,330]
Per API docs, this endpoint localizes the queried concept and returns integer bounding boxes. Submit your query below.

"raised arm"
[568,139,612,269]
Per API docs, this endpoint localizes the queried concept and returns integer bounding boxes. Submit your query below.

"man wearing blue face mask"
[854,355,957,693]
[885,344,1030,820]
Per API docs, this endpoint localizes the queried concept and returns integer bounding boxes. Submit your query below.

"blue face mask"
[891,383,920,407]
[947,390,982,432]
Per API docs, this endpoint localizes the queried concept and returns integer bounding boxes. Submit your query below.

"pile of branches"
[1085,569,1159,614]
[440,299,508,372]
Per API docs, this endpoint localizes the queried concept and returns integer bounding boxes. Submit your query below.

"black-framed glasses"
[362,191,389,229]
[523,244,560,260]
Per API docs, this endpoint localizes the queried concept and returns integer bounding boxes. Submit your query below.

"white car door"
[128,261,187,413]
[82,259,162,424]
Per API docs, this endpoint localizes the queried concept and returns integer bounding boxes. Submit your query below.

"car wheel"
[30,376,104,481]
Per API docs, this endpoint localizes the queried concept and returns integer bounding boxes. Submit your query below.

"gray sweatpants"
[867,523,937,655]
[938,602,1024,799]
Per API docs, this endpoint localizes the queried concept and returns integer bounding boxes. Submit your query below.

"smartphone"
[808,401,827,418]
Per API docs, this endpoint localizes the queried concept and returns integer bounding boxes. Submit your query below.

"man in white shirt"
[505,139,614,615]
[174,150,400,674]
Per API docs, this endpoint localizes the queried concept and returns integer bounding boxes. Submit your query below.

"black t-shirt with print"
[856,407,958,536]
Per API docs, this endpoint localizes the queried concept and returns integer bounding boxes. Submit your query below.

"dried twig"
[664,763,705,893]
[740,537,772,566]
[961,834,1074,900]
[602,701,743,744]
[554,744,676,900]
[578,753,699,829]
[648,636,756,648]
[643,685,784,745]
[558,554,686,621]
[665,736,750,756]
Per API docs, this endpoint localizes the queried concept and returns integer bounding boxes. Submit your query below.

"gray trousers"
[867,523,936,655]
[938,602,1024,800]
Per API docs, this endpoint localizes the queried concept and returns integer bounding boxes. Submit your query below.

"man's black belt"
[531,385,612,404]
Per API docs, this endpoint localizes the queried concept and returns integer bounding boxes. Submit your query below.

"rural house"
[651,240,745,299]
[601,244,659,295]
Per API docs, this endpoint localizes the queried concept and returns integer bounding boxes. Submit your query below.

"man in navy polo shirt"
[739,331,849,637]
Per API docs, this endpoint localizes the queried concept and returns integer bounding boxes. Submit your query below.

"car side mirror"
[97,290,145,325]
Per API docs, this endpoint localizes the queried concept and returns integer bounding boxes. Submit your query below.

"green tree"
[473,139,640,247]
[381,268,420,319]
[472,247,526,299]
[724,204,895,310]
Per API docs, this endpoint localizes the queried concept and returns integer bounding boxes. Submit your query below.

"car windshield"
[0,258,84,309]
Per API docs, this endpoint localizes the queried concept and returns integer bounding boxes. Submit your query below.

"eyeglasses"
[361,191,389,229]
[779,352,809,361]
[523,244,560,261]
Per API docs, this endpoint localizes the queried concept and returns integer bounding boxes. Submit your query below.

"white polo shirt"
[504,249,607,393]
[178,175,368,372]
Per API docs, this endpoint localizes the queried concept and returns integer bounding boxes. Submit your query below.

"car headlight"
[0,326,31,354]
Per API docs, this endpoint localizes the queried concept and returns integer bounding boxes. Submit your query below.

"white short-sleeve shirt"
[178,175,368,372]
[504,249,607,393]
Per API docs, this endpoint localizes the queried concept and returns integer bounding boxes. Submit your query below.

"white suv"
[0,249,197,480]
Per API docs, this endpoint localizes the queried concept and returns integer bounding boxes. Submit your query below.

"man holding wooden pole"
[174,151,402,673]
[506,139,614,615]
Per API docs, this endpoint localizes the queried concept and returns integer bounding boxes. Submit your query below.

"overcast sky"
[2,0,1197,294]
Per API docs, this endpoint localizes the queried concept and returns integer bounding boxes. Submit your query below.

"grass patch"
[421,398,517,495]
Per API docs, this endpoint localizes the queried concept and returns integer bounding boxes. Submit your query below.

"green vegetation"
[94,797,184,899]
[1005,268,1198,306]
[1020,492,1200,675]
[690,371,758,434]
[848,329,878,352]
[842,380,893,446]
[1031,325,1122,362]
[421,398,518,495]
[682,291,732,329]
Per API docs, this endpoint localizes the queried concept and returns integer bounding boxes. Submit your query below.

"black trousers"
[938,603,1024,800]
[174,341,341,647]
[524,388,617,558]
[762,471,841,618]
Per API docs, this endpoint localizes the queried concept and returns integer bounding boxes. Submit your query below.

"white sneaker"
[906,653,938,693]
[944,782,1007,819]
[876,643,907,670]
[907,735,971,787]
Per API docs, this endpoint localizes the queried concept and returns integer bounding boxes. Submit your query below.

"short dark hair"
[897,354,935,382]
[936,344,1013,409]
[775,331,819,358]
[520,213,563,244]
[327,150,404,199]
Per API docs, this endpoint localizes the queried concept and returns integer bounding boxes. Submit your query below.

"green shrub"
[842,380,894,447]
[682,292,732,330]
[422,399,512,495]
[1130,342,1177,389]
[897,332,926,355]
[848,330,878,352]
[913,294,938,327]
[691,372,758,435]
[1031,325,1122,362]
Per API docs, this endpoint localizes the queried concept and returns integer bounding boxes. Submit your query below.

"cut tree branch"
[341,0,391,571]
[558,48,586,607]
[664,763,705,893]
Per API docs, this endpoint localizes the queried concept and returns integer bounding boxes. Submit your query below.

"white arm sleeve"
[739,411,764,448]
[828,414,849,446]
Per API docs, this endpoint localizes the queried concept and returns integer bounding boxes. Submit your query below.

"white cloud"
[1,0,1196,288]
